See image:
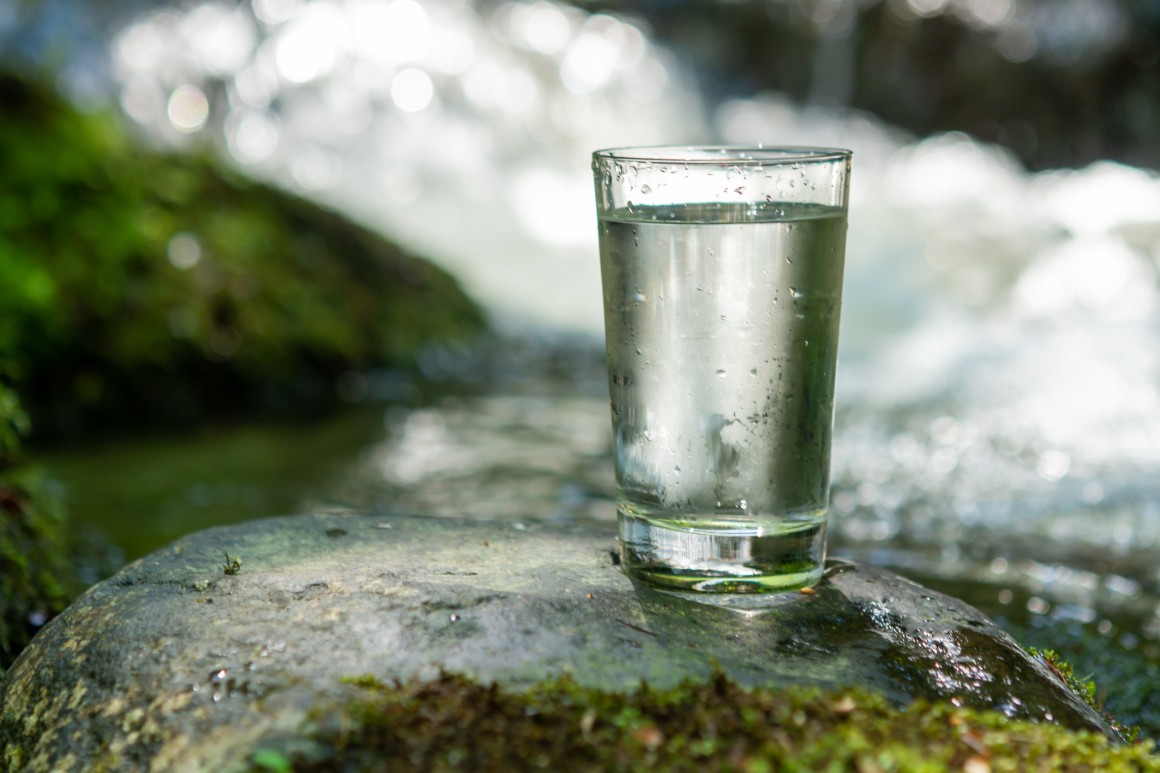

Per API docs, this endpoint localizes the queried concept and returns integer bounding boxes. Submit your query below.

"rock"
[0,513,1118,771]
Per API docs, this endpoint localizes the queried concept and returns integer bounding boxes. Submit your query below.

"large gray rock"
[0,513,1115,771]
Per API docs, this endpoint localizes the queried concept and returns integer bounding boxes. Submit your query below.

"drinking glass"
[593,146,852,592]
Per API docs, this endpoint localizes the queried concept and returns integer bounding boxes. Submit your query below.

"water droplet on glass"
[641,184,652,194]
[749,368,757,376]
[716,369,726,378]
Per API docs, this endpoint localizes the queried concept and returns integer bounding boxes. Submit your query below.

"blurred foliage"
[0,382,118,673]
[0,385,30,461]
[0,71,486,438]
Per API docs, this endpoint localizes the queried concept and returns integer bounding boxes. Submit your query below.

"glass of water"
[593,146,852,593]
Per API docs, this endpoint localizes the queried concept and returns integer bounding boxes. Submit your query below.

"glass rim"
[592,145,852,165]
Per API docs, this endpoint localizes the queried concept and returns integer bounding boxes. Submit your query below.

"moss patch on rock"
[245,671,1159,772]
[1014,620,1160,743]
[0,71,486,438]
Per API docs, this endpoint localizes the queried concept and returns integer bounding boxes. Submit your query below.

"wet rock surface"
[0,513,1116,771]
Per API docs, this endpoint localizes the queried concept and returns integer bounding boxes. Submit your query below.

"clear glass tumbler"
[593,146,852,593]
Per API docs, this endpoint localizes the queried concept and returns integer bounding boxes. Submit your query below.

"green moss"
[1015,621,1160,742]
[0,464,74,670]
[1027,647,1140,742]
[221,552,242,576]
[251,749,293,773]
[1027,649,1098,706]
[0,71,486,438]
[0,382,118,672]
[245,672,1159,772]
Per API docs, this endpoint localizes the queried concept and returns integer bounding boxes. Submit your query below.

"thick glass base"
[617,506,826,593]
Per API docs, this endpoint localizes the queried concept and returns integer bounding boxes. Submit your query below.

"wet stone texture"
[0,513,1116,771]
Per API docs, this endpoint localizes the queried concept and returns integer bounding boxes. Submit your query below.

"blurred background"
[3,0,1160,730]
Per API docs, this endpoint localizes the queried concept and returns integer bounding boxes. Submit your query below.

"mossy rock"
[0,72,486,437]
[1,513,1149,771]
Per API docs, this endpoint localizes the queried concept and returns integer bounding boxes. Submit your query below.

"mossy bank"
[0,71,485,438]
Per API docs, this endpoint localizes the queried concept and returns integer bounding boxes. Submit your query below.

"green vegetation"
[222,551,242,576]
[0,383,116,673]
[0,71,485,438]
[244,672,1159,772]
[1018,622,1160,742]
[1029,646,1138,742]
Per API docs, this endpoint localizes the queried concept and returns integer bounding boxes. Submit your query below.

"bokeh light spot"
[391,67,434,112]
[182,3,255,77]
[167,232,203,269]
[115,18,169,73]
[431,28,475,74]
[274,2,346,84]
[227,111,280,163]
[350,0,431,66]
[524,3,572,55]
[167,84,210,132]
[253,0,302,26]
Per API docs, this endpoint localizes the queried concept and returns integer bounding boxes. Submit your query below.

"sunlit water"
[10,0,1160,713]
